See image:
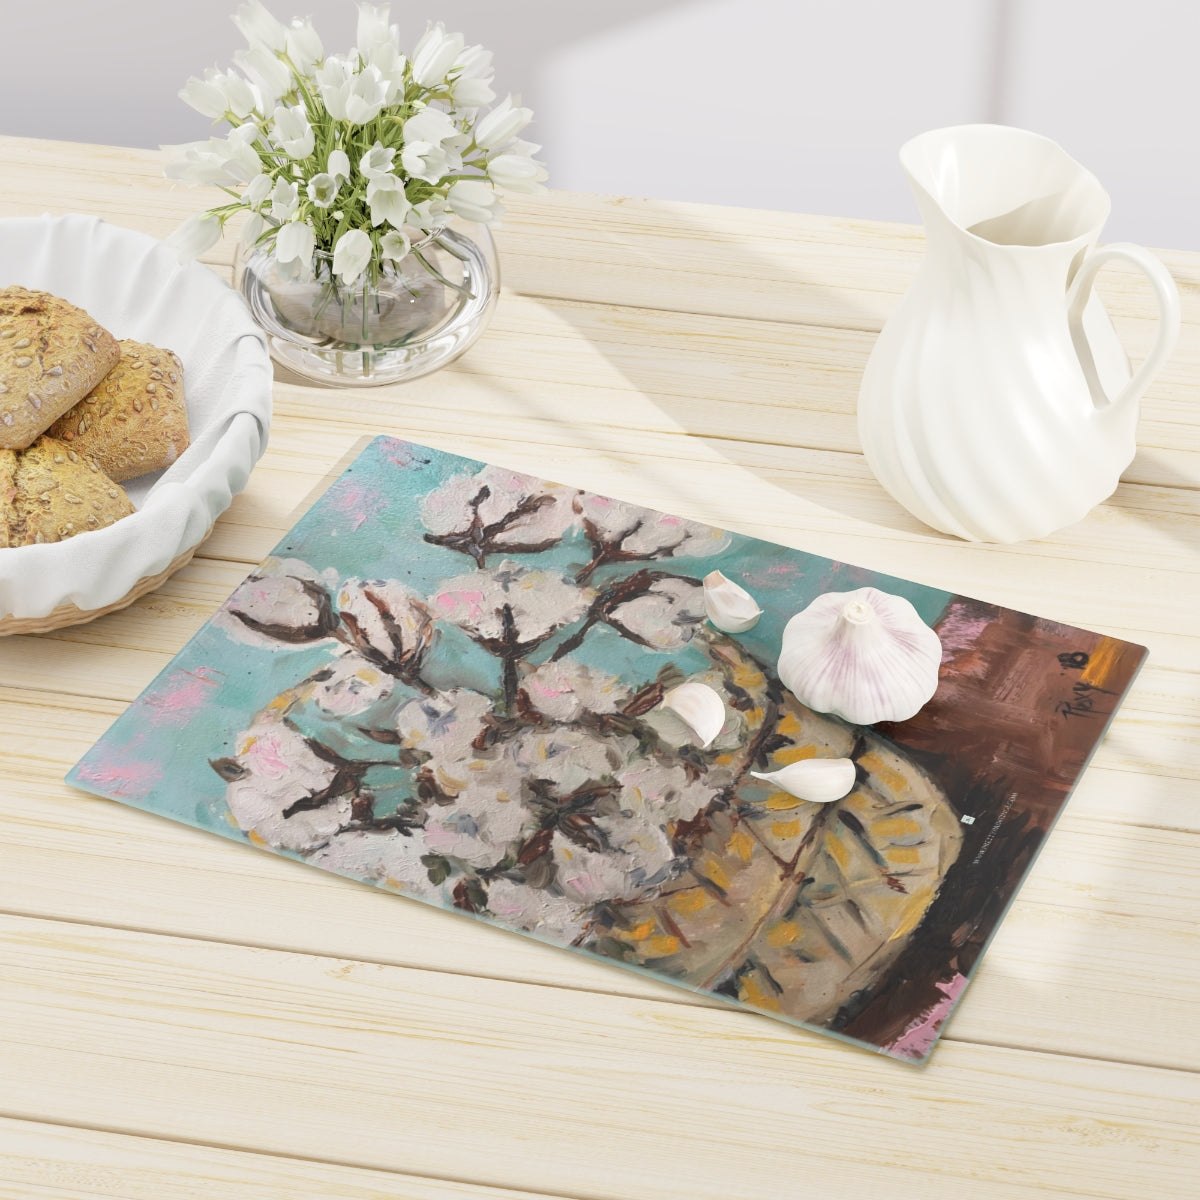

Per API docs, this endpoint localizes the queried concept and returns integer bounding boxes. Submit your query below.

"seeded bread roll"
[0,286,121,451]
[47,339,189,482]
[0,435,134,546]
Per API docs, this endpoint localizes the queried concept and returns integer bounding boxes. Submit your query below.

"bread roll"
[0,286,120,451]
[0,435,134,546]
[47,339,189,482]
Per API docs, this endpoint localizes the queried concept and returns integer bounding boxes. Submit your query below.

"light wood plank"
[0,1116,568,1200]
[2,915,1198,1200]
[0,689,1197,1071]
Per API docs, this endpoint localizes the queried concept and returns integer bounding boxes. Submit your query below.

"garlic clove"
[702,570,763,633]
[778,586,942,725]
[750,758,857,804]
[659,680,727,748]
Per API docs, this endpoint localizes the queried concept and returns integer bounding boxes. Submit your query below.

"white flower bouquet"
[165,0,546,294]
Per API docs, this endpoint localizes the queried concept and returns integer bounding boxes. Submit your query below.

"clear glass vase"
[238,221,499,386]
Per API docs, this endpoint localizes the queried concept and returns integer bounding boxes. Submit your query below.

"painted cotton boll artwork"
[69,437,1146,1062]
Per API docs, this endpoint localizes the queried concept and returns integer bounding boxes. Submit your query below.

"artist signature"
[1054,651,1115,720]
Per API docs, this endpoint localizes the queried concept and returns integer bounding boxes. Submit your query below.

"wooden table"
[1,135,1198,1200]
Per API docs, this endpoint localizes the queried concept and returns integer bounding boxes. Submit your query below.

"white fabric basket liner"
[0,214,272,619]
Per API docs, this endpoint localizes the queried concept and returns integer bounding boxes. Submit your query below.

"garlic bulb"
[659,680,727,748]
[777,586,941,725]
[703,570,763,633]
[751,758,857,804]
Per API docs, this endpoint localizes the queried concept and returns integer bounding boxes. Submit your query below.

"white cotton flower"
[474,94,533,151]
[332,228,373,285]
[451,44,495,110]
[234,44,292,107]
[309,828,448,902]
[306,172,340,208]
[366,174,410,228]
[608,577,706,650]
[165,212,222,259]
[343,64,389,125]
[327,148,351,181]
[411,21,465,87]
[275,218,315,269]
[232,0,287,51]
[240,211,266,249]
[285,16,323,73]
[484,878,589,944]
[244,172,273,209]
[487,151,548,194]
[271,103,314,158]
[380,229,411,261]
[447,178,501,223]
[519,660,630,723]
[358,141,395,180]
[269,176,298,219]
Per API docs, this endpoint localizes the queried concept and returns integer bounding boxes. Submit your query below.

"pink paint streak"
[887,972,968,1061]
[327,479,390,532]
[142,666,222,727]
[73,751,162,799]
[936,602,991,658]
[379,438,421,469]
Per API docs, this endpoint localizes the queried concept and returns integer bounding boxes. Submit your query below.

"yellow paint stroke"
[824,830,850,871]
[766,791,801,811]
[629,919,657,941]
[771,819,802,840]
[668,889,710,916]
[776,743,819,766]
[714,751,736,767]
[1081,636,1123,689]
[731,659,766,691]
[873,816,921,838]
[740,973,782,1011]
[888,846,921,865]
[728,827,756,862]
[648,935,681,956]
[701,857,731,891]
[247,830,267,848]
[776,712,803,738]
[888,887,934,940]
[858,751,908,795]
[766,921,801,948]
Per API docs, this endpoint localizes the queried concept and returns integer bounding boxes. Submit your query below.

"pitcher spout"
[900,124,1110,256]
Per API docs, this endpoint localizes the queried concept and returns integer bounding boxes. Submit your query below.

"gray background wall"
[2,0,1196,248]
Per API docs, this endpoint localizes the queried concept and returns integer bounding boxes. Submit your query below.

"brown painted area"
[837,598,1146,1051]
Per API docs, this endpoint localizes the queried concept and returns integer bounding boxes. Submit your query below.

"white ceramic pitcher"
[858,124,1181,543]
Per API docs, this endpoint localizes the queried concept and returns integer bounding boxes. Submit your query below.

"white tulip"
[401,139,456,185]
[474,94,533,151]
[224,124,263,181]
[165,212,222,259]
[327,149,351,181]
[409,195,447,230]
[359,141,395,180]
[447,178,501,223]
[332,228,373,285]
[275,218,315,267]
[240,211,266,249]
[487,152,548,194]
[367,42,406,100]
[235,44,292,107]
[403,106,458,146]
[179,74,228,119]
[451,44,495,110]
[356,3,396,58]
[315,55,354,120]
[343,65,389,125]
[232,0,287,51]
[380,228,411,262]
[269,177,298,220]
[244,171,273,209]
[285,17,323,74]
[272,103,314,158]
[411,21,465,87]
[164,127,260,186]
[366,174,410,227]
[306,172,340,208]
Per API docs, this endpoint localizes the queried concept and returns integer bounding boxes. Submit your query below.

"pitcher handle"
[1067,242,1181,412]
